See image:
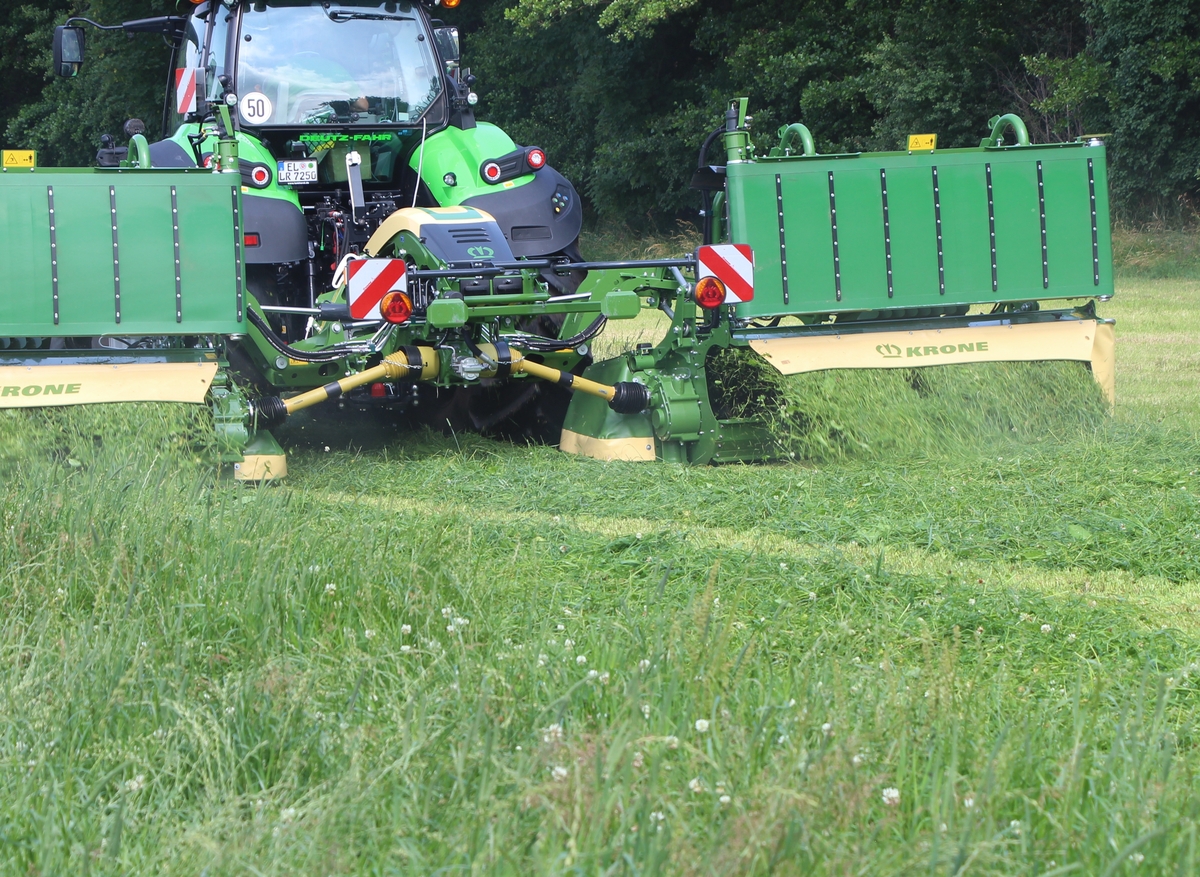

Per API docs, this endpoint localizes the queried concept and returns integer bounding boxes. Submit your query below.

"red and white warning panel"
[348,259,408,320]
[174,68,200,116]
[696,244,754,303]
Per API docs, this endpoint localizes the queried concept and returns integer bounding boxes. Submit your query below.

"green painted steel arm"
[981,114,1030,148]
[128,133,151,168]
[776,123,816,156]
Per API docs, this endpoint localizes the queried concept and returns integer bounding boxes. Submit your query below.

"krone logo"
[876,343,902,358]
[466,246,495,259]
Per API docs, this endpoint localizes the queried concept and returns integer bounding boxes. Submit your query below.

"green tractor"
[63,0,588,436]
[0,3,1116,478]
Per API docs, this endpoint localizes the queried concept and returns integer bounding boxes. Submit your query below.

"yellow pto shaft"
[252,342,649,427]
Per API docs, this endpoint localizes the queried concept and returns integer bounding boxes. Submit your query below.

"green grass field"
[1,231,1198,874]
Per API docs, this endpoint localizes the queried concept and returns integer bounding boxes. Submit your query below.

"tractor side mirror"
[53,26,86,77]
[433,27,460,64]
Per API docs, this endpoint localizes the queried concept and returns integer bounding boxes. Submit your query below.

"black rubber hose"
[505,315,608,352]
[697,125,725,170]
[246,308,373,363]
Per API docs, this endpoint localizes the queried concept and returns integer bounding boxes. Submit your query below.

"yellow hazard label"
[2,150,36,168]
[907,134,937,152]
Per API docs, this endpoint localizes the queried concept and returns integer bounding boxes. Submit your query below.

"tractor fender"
[241,194,308,264]
[461,166,582,259]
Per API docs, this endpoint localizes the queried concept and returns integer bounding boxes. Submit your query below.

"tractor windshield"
[235,1,442,126]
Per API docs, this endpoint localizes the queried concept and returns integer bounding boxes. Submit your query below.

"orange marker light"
[694,276,727,309]
[380,291,413,324]
[442,0,462,7]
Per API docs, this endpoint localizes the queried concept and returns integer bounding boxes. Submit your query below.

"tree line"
[2,0,1197,226]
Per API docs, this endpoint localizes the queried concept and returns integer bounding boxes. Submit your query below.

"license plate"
[277,159,318,184]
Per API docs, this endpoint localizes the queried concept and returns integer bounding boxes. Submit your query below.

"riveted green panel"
[937,163,993,297]
[831,167,887,309]
[0,174,54,330]
[112,181,179,328]
[728,141,1113,320]
[0,168,243,337]
[1041,154,1097,293]
[883,166,939,304]
[989,159,1044,297]
[779,170,837,309]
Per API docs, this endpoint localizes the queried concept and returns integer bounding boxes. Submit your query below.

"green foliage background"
[5,0,1200,225]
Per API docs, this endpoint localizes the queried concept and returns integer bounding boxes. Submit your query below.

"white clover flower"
[279,806,297,823]
[551,766,569,781]
[1040,624,1052,634]
[881,787,900,806]
[446,624,456,633]
[649,810,665,822]
[324,583,336,595]
[124,774,145,793]
[719,794,731,805]
[563,638,575,650]
[576,654,587,665]
[364,629,375,640]
[542,723,564,744]
[537,653,548,667]
[968,598,976,606]
[400,644,412,653]
[780,562,788,570]
[454,617,469,627]
[400,624,411,635]
[632,751,645,769]
[1067,632,1077,642]
[821,722,833,736]
[442,607,453,618]
[556,623,565,631]
[809,592,818,601]
[638,659,651,672]
[641,704,651,718]
[694,719,710,733]
[852,753,865,766]
[225,706,235,716]
[598,671,610,685]
[688,777,704,793]
[587,669,599,680]
[1132,853,1144,865]
[665,735,679,750]
[1010,820,1021,835]
[152,728,166,739]
[963,796,975,809]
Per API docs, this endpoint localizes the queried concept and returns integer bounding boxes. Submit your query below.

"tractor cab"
[53,0,583,317]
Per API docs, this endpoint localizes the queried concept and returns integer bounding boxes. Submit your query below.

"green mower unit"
[0,4,1115,476]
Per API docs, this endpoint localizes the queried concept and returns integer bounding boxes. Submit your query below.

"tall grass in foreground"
[0,405,1197,873]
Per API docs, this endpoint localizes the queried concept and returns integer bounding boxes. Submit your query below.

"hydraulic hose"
[246,307,378,363]
[501,315,607,352]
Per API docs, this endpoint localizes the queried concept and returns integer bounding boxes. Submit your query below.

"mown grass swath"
[0,234,1198,872]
